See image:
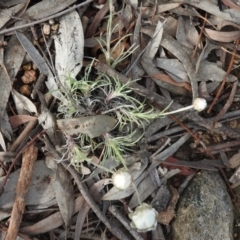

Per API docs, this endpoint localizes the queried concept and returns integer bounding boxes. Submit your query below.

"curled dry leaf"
[205,28,240,43]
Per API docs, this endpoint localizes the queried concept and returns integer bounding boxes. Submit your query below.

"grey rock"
[172,171,234,240]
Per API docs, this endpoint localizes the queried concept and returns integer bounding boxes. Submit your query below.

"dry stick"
[108,205,144,240]
[60,162,130,240]
[5,145,38,240]
[0,0,93,36]
[214,80,238,122]
[94,61,240,139]
[207,38,239,113]
[8,119,38,152]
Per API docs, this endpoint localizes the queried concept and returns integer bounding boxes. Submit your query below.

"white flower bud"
[129,203,158,232]
[193,98,207,112]
[112,169,132,190]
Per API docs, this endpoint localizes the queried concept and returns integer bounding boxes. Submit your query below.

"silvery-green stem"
[161,105,193,116]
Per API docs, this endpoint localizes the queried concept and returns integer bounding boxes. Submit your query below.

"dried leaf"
[9,115,37,128]
[0,131,6,151]
[57,115,117,138]
[221,0,240,11]
[155,58,189,82]
[45,158,74,227]
[128,0,138,9]
[205,28,240,43]
[176,17,199,49]
[151,73,192,92]
[141,58,187,95]
[0,67,11,129]
[229,152,240,169]
[139,3,181,17]
[23,0,76,20]
[0,0,27,7]
[129,175,158,208]
[0,161,54,211]
[54,10,84,81]
[4,35,26,79]
[160,33,200,100]
[1,111,13,141]
[229,166,240,184]
[11,89,37,115]
[0,1,27,29]
[143,21,164,60]
[162,157,195,176]
[20,195,84,234]
[172,0,240,24]
[198,60,237,82]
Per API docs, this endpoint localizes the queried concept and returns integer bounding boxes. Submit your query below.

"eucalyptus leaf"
[57,115,117,138]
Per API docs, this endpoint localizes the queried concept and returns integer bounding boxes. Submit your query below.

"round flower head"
[112,168,132,190]
[129,203,158,232]
[193,98,207,112]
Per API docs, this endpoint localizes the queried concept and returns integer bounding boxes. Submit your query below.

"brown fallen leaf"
[205,28,240,42]
[9,115,37,128]
[150,73,192,92]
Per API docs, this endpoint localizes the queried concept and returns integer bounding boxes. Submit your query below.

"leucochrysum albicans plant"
[56,0,207,232]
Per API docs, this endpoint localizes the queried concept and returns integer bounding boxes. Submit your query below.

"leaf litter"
[0,0,240,239]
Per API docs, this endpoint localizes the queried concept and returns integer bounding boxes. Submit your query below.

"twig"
[5,145,38,240]
[0,0,93,36]
[8,119,38,152]
[108,205,144,240]
[60,162,130,240]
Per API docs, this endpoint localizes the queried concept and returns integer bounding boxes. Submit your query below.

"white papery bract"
[129,203,158,232]
[193,98,207,112]
[112,168,132,190]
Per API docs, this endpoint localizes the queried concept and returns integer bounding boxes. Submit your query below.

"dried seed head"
[19,85,31,96]
[21,70,37,84]
[112,168,132,190]
[43,23,51,35]
[193,98,207,112]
